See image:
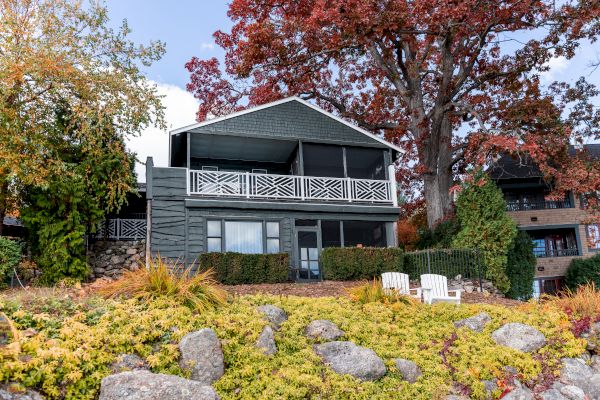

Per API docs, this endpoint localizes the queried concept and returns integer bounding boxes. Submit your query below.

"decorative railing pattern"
[533,248,579,258]
[506,199,572,211]
[96,217,146,241]
[188,170,394,204]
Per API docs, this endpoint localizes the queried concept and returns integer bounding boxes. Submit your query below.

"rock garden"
[1,279,600,400]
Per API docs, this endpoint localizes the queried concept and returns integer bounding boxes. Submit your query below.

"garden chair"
[381,272,422,301]
[420,274,461,305]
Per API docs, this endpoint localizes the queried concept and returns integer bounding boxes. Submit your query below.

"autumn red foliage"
[396,219,419,251]
[186,0,600,226]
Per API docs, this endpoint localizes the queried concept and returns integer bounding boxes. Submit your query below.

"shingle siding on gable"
[191,100,386,147]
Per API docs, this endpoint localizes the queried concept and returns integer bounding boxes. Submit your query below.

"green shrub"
[505,231,536,300]
[198,252,289,285]
[321,247,404,280]
[565,253,600,290]
[416,216,461,249]
[452,171,517,293]
[0,237,21,285]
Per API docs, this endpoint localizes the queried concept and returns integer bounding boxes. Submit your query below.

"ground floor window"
[206,219,280,254]
[532,277,565,298]
[318,220,387,248]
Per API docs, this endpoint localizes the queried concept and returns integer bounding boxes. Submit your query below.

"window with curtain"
[588,224,600,250]
[225,221,264,254]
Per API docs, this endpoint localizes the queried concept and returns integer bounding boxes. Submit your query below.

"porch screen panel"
[225,221,263,254]
[302,143,344,178]
[345,147,386,180]
[343,221,387,247]
[321,220,341,247]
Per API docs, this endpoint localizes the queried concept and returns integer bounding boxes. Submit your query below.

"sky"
[104,1,600,182]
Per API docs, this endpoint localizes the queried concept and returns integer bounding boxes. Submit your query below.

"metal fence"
[404,248,484,290]
[506,199,572,211]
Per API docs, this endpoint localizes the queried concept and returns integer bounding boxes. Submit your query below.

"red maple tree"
[186,0,600,226]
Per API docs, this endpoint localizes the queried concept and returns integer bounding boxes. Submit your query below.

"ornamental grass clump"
[345,278,416,305]
[99,257,227,311]
[544,283,600,321]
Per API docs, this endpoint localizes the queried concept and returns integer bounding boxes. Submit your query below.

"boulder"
[591,355,600,373]
[305,320,344,341]
[99,370,219,400]
[445,396,469,400]
[454,313,491,333]
[539,389,568,400]
[482,379,498,399]
[394,358,422,383]
[0,385,44,400]
[502,387,534,400]
[559,358,600,399]
[111,354,149,373]
[313,341,386,381]
[178,328,224,385]
[550,383,586,400]
[255,326,277,355]
[491,323,546,352]
[257,305,287,330]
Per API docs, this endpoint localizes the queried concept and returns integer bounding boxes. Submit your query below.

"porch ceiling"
[190,134,297,162]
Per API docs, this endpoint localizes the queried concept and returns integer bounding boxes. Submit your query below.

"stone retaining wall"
[88,240,145,280]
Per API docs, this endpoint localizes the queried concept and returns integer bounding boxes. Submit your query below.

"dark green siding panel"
[191,100,387,148]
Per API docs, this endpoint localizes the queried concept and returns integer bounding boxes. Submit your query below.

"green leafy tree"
[20,108,136,283]
[452,172,517,293]
[505,230,536,300]
[0,236,21,286]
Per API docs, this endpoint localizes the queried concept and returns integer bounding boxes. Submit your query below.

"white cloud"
[540,56,569,82]
[125,81,199,182]
[199,42,215,50]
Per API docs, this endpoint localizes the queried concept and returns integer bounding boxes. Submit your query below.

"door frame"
[293,222,322,282]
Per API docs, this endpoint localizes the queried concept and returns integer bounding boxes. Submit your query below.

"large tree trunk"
[422,114,454,228]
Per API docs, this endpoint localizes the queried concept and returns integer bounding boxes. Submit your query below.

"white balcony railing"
[188,169,397,205]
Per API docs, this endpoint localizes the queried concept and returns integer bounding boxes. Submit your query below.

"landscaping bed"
[0,287,593,399]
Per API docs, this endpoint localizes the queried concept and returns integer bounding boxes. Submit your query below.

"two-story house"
[145,97,402,281]
[491,146,600,296]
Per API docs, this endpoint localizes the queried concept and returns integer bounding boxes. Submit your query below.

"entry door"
[296,229,321,281]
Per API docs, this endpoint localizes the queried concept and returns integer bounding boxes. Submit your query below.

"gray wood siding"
[150,167,187,259]
[190,100,387,148]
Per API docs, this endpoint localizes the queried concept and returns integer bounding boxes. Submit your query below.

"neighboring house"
[1,216,25,238]
[490,145,600,297]
[145,97,402,281]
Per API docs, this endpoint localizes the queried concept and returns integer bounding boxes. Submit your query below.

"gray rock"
[491,323,546,352]
[502,387,534,400]
[539,389,568,400]
[111,354,149,373]
[482,379,497,399]
[551,383,586,400]
[454,313,491,333]
[126,248,138,255]
[559,359,600,399]
[99,370,219,400]
[592,355,600,373]
[257,305,287,330]
[305,320,344,341]
[0,386,44,400]
[178,328,224,385]
[445,396,469,400]
[255,326,277,355]
[313,341,386,381]
[394,358,422,383]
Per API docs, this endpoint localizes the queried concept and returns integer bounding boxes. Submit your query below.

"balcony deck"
[188,169,396,205]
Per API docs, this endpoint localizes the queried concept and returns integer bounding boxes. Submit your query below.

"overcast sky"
[105,1,600,182]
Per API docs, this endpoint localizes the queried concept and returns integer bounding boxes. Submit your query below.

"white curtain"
[225,221,263,254]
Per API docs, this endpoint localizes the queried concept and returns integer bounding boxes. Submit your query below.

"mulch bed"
[222,280,523,306]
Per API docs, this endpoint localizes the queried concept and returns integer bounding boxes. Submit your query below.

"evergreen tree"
[505,230,536,300]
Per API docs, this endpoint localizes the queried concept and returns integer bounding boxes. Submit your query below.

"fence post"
[426,250,431,274]
[476,249,483,292]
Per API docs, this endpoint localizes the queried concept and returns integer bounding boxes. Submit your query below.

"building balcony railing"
[506,199,572,212]
[533,248,579,258]
[95,216,146,241]
[188,169,397,205]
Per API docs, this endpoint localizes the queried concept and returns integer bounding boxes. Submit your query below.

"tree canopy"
[186,0,600,226]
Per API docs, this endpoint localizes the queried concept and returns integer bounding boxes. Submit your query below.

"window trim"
[586,223,600,251]
[205,218,281,254]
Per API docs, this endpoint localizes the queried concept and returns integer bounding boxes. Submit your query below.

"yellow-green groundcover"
[0,294,586,399]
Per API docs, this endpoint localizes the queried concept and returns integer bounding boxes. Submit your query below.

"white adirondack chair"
[420,274,461,305]
[381,272,422,301]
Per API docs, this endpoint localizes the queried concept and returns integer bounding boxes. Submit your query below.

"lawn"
[0,286,587,400]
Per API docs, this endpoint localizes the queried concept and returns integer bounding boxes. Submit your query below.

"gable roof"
[171,97,403,153]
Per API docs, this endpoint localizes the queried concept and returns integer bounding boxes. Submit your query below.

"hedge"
[0,237,21,286]
[198,252,289,285]
[505,231,536,300]
[565,253,600,290]
[321,247,404,281]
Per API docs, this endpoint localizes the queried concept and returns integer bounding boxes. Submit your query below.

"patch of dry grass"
[99,257,227,311]
[345,278,418,305]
